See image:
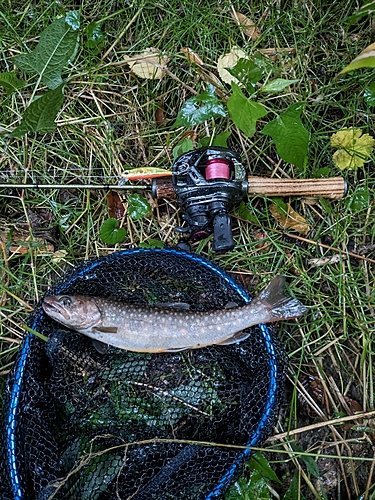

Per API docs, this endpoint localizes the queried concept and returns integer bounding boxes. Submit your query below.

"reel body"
[171,147,247,252]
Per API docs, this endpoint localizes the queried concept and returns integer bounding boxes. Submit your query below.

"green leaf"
[226,58,263,94]
[282,473,305,500]
[85,21,105,49]
[99,218,127,244]
[199,130,231,148]
[14,10,80,89]
[347,1,375,24]
[227,82,268,138]
[225,472,270,500]
[127,193,151,220]
[290,443,320,478]
[10,83,65,137]
[174,84,227,128]
[139,239,164,249]
[261,102,309,170]
[346,186,371,212]
[0,71,24,95]
[173,137,194,160]
[364,82,375,106]
[340,41,375,74]
[247,452,281,484]
[261,78,299,93]
[236,201,259,224]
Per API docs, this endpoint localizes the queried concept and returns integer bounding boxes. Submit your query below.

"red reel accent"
[205,159,231,180]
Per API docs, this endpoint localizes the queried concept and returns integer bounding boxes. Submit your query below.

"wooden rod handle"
[247,176,346,200]
[152,176,347,200]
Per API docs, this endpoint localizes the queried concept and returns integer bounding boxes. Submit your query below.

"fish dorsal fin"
[92,326,118,334]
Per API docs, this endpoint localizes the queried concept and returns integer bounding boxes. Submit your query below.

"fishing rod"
[1,147,347,252]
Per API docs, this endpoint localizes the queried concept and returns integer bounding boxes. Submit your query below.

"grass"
[1,0,375,498]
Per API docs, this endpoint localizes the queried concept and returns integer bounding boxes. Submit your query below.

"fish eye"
[58,296,72,307]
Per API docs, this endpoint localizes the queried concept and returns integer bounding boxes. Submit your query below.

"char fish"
[42,276,306,352]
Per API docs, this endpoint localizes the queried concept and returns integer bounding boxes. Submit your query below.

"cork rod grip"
[247,176,346,200]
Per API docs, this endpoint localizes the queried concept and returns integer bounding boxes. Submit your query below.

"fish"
[42,275,306,353]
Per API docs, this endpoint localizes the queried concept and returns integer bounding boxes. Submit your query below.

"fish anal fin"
[214,331,251,346]
[154,302,191,310]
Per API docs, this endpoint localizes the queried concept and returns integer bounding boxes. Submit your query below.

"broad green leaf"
[225,472,270,500]
[364,82,375,106]
[236,201,259,224]
[199,131,231,148]
[127,193,151,220]
[173,136,194,160]
[330,128,375,170]
[247,452,281,484]
[347,1,375,24]
[261,78,299,93]
[85,21,105,49]
[99,218,127,244]
[340,41,375,74]
[227,82,267,138]
[65,10,80,30]
[225,58,263,94]
[10,84,65,137]
[139,239,164,249]
[14,11,80,89]
[217,47,249,85]
[346,186,371,212]
[261,102,309,170]
[0,71,24,95]
[174,84,226,128]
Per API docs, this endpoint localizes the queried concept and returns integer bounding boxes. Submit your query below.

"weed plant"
[1,1,375,498]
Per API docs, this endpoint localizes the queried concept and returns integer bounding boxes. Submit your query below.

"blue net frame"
[1,248,286,500]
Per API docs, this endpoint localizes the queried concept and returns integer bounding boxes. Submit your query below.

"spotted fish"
[42,276,306,352]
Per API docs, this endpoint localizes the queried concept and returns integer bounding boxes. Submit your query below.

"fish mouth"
[42,297,71,321]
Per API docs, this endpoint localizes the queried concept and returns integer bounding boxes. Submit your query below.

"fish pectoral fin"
[92,326,118,334]
[92,340,109,354]
[214,330,250,346]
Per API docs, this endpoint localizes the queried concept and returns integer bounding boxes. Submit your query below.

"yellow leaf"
[124,48,170,79]
[217,47,249,84]
[231,11,261,40]
[270,204,310,235]
[330,128,375,170]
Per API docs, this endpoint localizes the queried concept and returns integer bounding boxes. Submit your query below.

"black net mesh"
[0,248,287,500]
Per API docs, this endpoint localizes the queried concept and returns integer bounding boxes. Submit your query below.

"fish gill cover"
[0,248,287,500]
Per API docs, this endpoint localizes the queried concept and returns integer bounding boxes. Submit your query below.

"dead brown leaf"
[0,231,54,255]
[155,101,166,127]
[180,47,205,66]
[231,11,261,40]
[107,191,125,220]
[270,203,310,235]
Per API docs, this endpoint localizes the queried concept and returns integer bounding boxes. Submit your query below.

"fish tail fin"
[254,275,307,322]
